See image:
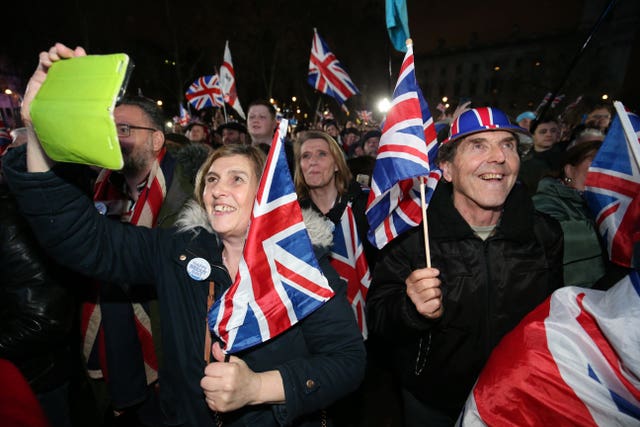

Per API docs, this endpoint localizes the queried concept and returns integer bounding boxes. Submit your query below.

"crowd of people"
[0,42,635,427]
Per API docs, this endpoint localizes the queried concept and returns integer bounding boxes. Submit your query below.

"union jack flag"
[308,28,359,106]
[208,119,335,353]
[534,91,552,115]
[584,101,640,268]
[365,41,441,249]
[219,41,246,119]
[551,93,566,109]
[357,110,373,123]
[178,104,190,126]
[329,205,371,338]
[458,270,640,426]
[185,75,224,110]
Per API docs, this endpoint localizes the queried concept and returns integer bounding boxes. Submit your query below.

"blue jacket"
[4,146,365,427]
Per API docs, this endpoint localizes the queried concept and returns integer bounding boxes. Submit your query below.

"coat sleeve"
[0,197,74,359]
[366,227,435,341]
[3,146,164,287]
[272,254,366,425]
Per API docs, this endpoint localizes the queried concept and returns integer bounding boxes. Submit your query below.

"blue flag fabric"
[386,0,410,53]
[584,103,640,268]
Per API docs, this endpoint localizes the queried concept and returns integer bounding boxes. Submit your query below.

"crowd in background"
[0,47,635,427]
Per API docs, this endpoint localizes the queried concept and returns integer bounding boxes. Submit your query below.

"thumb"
[212,341,227,362]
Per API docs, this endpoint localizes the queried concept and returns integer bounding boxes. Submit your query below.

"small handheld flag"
[208,120,335,353]
[365,40,440,250]
[308,29,359,107]
[219,41,246,119]
[185,75,224,110]
[584,101,640,268]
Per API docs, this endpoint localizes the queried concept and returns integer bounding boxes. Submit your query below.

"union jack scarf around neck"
[80,148,167,388]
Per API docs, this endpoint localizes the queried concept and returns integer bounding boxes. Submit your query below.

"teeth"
[480,173,503,180]
[214,205,235,212]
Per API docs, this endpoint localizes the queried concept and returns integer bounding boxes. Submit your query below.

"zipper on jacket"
[483,239,494,359]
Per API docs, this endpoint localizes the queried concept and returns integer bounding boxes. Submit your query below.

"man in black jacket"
[367,107,564,426]
[0,159,76,427]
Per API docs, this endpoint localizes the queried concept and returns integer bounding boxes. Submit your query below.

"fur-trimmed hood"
[175,200,335,249]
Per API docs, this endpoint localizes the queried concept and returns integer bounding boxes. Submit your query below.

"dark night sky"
[3,0,631,119]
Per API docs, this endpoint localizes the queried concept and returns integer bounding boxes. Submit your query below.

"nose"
[210,181,228,198]
[487,143,507,163]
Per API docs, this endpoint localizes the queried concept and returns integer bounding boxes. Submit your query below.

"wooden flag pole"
[313,95,323,128]
[419,176,432,268]
[614,101,640,169]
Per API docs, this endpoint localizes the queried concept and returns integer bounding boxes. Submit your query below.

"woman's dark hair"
[529,116,558,136]
[544,139,602,180]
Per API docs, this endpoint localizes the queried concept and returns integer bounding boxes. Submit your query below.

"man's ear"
[153,131,165,152]
[440,161,453,182]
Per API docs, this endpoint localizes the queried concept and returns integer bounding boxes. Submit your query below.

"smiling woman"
[4,43,366,427]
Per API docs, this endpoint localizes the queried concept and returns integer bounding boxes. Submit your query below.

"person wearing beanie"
[217,121,247,145]
[515,111,536,131]
[367,107,563,425]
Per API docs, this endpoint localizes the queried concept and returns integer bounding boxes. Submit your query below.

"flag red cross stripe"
[310,50,353,100]
[240,203,325,337]
[587,171,640,199]
[378,143,430,161]
[275,259,335,299]
[185,77,221,102]
[575,293,640,402]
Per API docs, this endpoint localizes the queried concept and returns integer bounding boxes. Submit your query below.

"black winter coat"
[4,146,365,427]
[0,184,75,393]
[367,181,563,417]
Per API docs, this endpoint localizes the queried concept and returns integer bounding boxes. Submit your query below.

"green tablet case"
[30,54,132,170]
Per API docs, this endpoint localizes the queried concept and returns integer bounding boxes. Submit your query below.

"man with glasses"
[84,96,197,426]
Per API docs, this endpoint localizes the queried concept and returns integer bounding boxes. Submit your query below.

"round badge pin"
[94,202,108,215]
[186,257,211,281]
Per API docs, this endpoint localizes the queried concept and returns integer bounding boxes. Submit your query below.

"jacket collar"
[429,181,536,243]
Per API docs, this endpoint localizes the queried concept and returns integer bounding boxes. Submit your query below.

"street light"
[377,97,391,113]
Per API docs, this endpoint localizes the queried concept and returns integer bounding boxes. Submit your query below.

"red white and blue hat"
[442,107,529,145]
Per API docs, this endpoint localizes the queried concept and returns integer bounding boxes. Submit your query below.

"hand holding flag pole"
[419,177,432,268]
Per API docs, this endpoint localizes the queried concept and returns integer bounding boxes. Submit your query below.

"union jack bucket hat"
[442,107,529,145]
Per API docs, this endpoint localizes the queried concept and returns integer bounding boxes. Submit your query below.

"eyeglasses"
[116,123,159,137]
